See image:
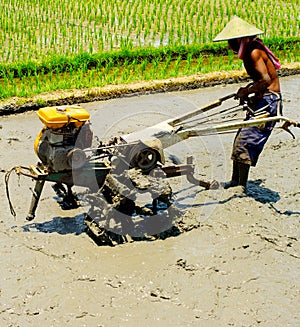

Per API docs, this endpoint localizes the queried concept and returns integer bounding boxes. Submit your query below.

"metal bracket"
[161,156,219,190]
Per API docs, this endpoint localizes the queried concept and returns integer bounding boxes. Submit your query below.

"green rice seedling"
[152,57,160,75]
[174,55,182,76]
[196,54,203,72]
[0,0,299,101]
[161,54,172,78]
[185,53,193,74]
[140,58,148,73]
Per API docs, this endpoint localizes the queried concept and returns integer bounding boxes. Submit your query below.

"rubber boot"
[223,160,239,189]
[237,162,250,193]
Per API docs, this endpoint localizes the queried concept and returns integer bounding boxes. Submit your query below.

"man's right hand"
[235,87,249,102]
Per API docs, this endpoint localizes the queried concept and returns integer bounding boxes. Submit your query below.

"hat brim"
[213,16,264,42]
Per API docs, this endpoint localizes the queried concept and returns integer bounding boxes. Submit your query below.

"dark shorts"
[231,91,282,166]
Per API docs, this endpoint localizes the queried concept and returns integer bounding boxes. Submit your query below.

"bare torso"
[243,47,280,93]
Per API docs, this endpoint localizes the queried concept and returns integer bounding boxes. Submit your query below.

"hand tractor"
[5,94,299,244]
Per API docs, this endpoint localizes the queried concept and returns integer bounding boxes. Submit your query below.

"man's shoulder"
[247,39,266,53]
[250,47,264,56]
[246,43,267,60]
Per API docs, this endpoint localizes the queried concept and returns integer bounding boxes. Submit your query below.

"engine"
[34,105,93,172]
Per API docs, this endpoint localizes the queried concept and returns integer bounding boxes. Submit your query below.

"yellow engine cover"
[37,105,90,129]
[34,128,44,155]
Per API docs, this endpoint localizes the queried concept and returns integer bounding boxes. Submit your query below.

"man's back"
[243,43,280,93]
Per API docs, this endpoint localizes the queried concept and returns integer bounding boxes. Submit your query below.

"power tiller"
[5,94,299,238]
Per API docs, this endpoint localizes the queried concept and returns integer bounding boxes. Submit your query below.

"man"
[213,16,282,193]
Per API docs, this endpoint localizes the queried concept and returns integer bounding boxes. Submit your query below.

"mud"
[0,75,299,326]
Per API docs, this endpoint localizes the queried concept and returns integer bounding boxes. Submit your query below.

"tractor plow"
[5,94,299,245]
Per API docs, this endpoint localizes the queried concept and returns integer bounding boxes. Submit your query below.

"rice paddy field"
[0,0,299,100]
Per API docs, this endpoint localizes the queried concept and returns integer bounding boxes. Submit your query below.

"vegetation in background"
[0,0,299,100]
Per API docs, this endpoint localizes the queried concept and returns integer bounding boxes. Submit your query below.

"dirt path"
[0,75,299,326]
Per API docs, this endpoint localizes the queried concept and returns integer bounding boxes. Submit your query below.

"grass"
[0,0,299,101]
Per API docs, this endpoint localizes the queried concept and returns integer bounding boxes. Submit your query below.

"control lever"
[280,120,300,139]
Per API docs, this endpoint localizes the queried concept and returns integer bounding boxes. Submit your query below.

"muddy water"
[0,76,299,326]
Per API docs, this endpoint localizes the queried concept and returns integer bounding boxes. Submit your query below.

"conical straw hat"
[213,16,264,42]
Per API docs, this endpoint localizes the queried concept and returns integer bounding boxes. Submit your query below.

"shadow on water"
[172,184,206,208]
[20,179,289,244]
[22,214,86,235]
[173,179,281,208]
[268,205,300,216]
[247,181,300,216]
[247,179,281,204]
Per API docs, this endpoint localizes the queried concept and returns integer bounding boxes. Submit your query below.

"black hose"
[4,167,17,217]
